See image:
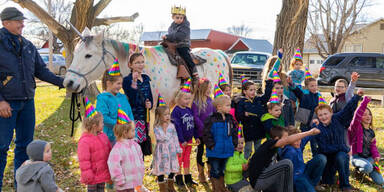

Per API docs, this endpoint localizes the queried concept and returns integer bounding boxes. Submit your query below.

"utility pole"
[48,0,53,72]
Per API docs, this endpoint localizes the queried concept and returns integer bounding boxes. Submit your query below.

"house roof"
[228,37,273,53]
[350,18,384,34]
[140,29,212,42]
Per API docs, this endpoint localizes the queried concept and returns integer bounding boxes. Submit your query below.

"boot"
[197,164,207,183]
[158,181,168,192]
[211,178,221,192]
[175,174,185,186]
[219,176,229,192]
[184,174,198,186]
[167,179,176,192]
[207,164,212,180]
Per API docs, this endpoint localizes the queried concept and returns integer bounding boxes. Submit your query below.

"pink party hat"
[294,48,303,60]
[117,105,131,124]
[181,78,192,93]
[269,89,280,103]
[108,58,121,76]
[218,72,228,86]
[158,93,166,107]
[84,96,97,118]
[214,84,224,98]
[272,70,281,82]
[241,74,248,84]
[318,93,327,105]
[305,67,313,79]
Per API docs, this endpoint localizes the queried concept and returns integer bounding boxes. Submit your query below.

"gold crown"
[171,6,186,15]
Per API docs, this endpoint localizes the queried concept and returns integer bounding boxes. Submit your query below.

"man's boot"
[197,164,207,183]
[175,174,185,186]
[158,181,168,192]
[167,178,177,192]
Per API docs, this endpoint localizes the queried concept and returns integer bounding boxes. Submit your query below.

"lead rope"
[69,92,82,137]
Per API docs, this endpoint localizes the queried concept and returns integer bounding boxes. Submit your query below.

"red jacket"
[78,132,112,185]
[348,97,380,159]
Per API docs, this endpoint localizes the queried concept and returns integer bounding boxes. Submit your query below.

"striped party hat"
[241,74,248,84]
[294,48,303,60]
[268,49,283,78]
[269,89,280,103]
[272,70,281,82]
[318,93,327,105]
[180,78,192,93]
[157,93,166,107]
[214,84,224,98]
[305,67,313,79]
[84,96,97,118]
[238,122,243,138]
[218,72,228,86]
[108,58,121,76]
[117,105,131,124]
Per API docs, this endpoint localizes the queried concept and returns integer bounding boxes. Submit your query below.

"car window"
[376,57,384,69]
[350,57,376,68]
[231,54,268,65]
[41,55,48,63]
[323,56,345,66]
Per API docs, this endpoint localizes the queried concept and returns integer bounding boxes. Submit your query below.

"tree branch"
[12,0,69,41]
[93,0,112,17]
[93,13,139,26]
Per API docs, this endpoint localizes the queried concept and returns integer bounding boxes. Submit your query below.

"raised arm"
[346,72,359,102]
[335,94,362,127]
[260,80,274,103]
[349,96,371,132]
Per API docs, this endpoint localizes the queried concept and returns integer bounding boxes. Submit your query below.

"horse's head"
[63,28,113,93]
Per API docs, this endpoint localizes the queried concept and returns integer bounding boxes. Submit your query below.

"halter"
[67,40,116,92]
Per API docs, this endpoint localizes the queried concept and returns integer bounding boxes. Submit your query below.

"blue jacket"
[122,73,153,121]
[235,80,273,141]
[203,112,238,158]
[280,136,312,181]
[314,95,361,154]
[96,92,134,142]
[0,28,63,101]
[290,86,319,126]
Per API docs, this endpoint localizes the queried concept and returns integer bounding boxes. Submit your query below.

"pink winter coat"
[78,132,112,185]
[348,97,380,159]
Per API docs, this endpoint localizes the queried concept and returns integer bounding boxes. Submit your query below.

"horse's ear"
[82,27,91,37]
[94,30,104,43]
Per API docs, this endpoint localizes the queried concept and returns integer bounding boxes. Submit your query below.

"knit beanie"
[26,140,48,161]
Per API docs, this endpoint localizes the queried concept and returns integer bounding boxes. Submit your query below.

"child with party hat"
[78,97,112,191]
[203,86,238,191]
[108,107,145,192]
[287,48,305,89]
[288,67,321,156]
[261,89,286,137]
[171,78,198,186]
[96,59,134,144]
[152,94,182,192]
[235,74,274,159]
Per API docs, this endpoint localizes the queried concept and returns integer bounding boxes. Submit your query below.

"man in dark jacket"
[0,7,64,190]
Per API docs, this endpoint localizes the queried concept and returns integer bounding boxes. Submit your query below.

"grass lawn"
[2,84,384,191]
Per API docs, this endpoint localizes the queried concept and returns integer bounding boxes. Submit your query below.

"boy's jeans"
[208,157,228,179]
[0,99,35,190]
[352,155,384,185]
[244,139,261,160]
[295,154,327,192]
[321,151,351,189]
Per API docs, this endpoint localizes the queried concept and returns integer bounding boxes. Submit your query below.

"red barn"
[141,29,239,50]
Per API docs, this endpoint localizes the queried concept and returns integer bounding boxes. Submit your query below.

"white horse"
[63,28,232,106]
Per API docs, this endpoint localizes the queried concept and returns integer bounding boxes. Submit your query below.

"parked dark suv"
[318,53,384,88]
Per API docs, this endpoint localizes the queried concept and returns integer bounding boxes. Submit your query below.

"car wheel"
[59,67,66,76]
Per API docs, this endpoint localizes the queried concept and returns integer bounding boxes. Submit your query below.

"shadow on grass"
[2,87,85,191]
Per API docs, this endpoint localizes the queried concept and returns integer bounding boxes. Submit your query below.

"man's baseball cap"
[1,7,26,21]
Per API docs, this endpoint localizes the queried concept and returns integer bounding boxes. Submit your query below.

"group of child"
[13,5,384,192]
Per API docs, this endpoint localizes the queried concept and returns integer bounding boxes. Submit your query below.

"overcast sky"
[1,0,383,43]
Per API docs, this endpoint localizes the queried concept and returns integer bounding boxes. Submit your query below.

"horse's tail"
[216,50,233,85]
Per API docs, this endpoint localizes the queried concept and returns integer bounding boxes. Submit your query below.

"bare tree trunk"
[273,0,309,71]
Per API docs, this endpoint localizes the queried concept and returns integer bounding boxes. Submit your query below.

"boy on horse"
[162,6,198,80]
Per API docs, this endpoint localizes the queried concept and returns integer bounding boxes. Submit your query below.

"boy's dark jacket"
[166,17,190,48]
[235,80,273,142]
[290,86,319,126]
[203,112,238,158]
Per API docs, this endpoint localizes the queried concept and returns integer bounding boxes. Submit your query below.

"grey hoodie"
[16,161,58,192]
[166,17,191,48]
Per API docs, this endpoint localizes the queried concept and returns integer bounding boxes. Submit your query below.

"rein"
[67,40,116,137]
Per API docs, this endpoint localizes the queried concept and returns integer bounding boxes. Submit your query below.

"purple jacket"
[348,97,380,159]
[192,97,215,138]
[171,106,197,143]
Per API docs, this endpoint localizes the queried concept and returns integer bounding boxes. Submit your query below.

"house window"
[380,23,384,30]
[316,60,321,64]
[310,60,315,64]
